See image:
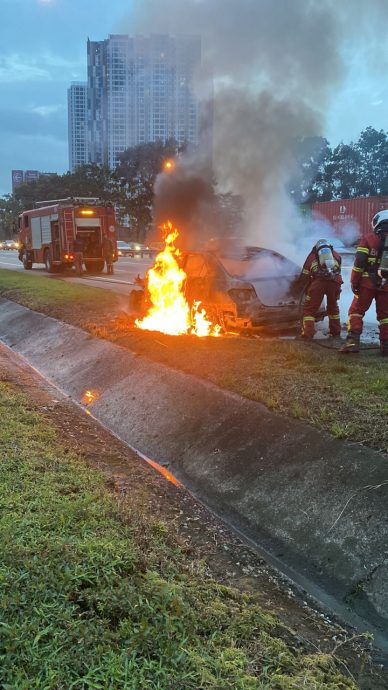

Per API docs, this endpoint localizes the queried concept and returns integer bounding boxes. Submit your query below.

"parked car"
[117,241,150,257]
[148,242,164,256]
[129,245,325,333]
[117,241,132,257]
[2,239,18,250]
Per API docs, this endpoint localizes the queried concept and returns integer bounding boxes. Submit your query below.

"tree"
[289,136,332,203]
[0,195,22,239]
[13,165,120,210]
[355,127,388,196]
[300,127,388,202]
[324,142,362,199]
[115,139,182,240]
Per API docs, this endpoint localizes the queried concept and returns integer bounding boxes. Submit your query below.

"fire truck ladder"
[63,208,75,245]
[35,198,106,207]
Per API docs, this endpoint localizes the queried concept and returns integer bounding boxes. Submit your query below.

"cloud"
[0,105,67,139]
[30,104,64,116]
[0,53,84,84]
[0,56,50,83]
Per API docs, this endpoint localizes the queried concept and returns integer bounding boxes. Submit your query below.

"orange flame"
[135,222,221,337]
[82,389,99,406]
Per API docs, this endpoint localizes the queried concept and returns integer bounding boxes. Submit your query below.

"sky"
[0,0,387,196]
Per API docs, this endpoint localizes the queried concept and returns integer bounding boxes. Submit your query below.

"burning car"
[130,236,321,334]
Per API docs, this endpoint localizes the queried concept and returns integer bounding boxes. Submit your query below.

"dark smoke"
[153,160,222,247]
[122,0,388,256]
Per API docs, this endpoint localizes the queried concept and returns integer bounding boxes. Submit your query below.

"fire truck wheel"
[22,253,33,270]
[198,303,226,333]
[84,260,105,274]
[44,248,56,273]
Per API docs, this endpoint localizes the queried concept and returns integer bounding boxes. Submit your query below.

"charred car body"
[131,245,324,333]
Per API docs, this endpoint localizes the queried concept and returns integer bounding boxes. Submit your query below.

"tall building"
[67,82,88,171]
[85,34,201,169]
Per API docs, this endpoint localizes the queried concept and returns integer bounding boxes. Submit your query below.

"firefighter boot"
[339,333,360,354]
[381,341,388,357]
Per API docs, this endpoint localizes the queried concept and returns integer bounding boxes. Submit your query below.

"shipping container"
[311,196,388,245]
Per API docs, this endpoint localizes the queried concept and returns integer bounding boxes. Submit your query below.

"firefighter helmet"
[314,239,331,251]
[371,209,388,233]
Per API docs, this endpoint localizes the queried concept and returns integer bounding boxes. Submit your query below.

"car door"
[182,253,213,305]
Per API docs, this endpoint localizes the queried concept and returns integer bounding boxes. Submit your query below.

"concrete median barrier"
[0,298,387,645]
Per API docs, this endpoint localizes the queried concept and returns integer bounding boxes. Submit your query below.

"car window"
[219,250,299,280]
[219,249,301,307]
[184,254,209,278]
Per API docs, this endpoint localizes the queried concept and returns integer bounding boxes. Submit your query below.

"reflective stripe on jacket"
[351,233,381,289]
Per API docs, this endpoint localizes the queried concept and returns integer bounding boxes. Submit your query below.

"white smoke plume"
[121,0,388,260]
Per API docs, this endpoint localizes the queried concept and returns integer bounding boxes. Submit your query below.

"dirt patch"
[0,344,386,689]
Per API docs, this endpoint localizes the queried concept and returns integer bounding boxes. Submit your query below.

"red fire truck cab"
[18,197,117,273]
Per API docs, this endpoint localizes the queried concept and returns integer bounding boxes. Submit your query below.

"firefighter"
[340,210,388,356]
[300,239,343,339]
[18,240,26,262]
[73,234,84,277]
[102,236,114,275]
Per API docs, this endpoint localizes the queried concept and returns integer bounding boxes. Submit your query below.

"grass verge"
[0,378,358,689]
[0,269,387,452]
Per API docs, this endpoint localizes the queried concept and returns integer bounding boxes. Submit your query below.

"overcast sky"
[1,0,387,196]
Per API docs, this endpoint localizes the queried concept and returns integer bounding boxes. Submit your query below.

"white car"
[117,241,149,257]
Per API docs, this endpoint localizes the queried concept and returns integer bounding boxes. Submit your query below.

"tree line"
[1,126,388,239]
[289,126,388,204]
[0,140,181,240]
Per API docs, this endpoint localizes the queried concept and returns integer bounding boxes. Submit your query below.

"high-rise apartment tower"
[84,34,201,169]
[67,82,88,171]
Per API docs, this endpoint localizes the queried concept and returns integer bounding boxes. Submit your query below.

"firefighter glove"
[351,284,359,295]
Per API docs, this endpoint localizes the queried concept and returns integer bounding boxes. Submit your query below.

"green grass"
[0,269,387,451]
[0,382,358,689]
[0,268,117,312]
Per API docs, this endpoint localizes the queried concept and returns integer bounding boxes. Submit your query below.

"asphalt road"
[0,250,153,296]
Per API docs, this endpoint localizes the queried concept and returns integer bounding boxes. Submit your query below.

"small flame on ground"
[82,389,99,406]
[135,221,221,337]
[144,457,182,487]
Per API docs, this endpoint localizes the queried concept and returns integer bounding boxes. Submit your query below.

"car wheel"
[195,303,225,333]
[129,289,144,314]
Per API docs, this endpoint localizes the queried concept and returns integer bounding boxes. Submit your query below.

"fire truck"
[17,198,117,273]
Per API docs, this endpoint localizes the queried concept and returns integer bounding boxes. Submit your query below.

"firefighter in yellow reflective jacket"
[340,210,388,356]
